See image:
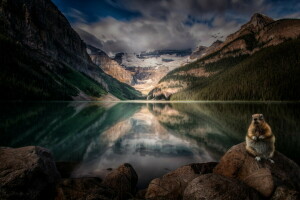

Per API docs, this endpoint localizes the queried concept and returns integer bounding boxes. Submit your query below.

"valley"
[85,45,193,95]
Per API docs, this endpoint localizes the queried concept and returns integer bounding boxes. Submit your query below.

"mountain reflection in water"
[0,102,299,188]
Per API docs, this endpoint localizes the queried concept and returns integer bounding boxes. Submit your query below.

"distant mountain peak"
[250,13,273,22]
[190,13,300,62]
[246,13,274,30]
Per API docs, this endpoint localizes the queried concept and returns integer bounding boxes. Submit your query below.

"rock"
[55,177,116,200]
[56,162,79,178]
[213,142,300,197]
[0,146,60,200]
[102,163,138,199]
[271,186,299,200]
[145,162,217,200]
[135,189,147,199]
[183,173,263,200]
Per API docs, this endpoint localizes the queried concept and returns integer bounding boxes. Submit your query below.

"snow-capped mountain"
[114,50,193,94]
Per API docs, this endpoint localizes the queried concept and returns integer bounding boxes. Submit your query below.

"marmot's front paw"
[258,135,265,140]
[268,159,275,164]
[252,136,257,141]
[255,156,261,161]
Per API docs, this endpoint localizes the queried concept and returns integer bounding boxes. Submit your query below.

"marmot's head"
[252,114,265,126]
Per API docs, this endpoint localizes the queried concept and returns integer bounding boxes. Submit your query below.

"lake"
[0,101,299,188]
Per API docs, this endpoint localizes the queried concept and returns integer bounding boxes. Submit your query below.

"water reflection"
[0,101,299,188]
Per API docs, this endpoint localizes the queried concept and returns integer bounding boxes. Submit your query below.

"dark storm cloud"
[53,0,300,54]
[118,0,265,19]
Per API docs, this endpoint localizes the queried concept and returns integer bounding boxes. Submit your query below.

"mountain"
[83,45,193,95]
[149,13,300,100]
[138,49,192,57]
[189,13,300,64]
[86,45,135,85]
[113,50,193,95]
[0,0,142,100]
[190,40,223,60]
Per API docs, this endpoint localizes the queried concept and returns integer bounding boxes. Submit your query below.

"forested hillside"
[171,39,300,100]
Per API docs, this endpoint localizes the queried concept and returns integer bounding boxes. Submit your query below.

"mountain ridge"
[149,13,300,100]
[190,13,300,62]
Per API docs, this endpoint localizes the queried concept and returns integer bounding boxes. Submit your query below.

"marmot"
[246,114,275,163]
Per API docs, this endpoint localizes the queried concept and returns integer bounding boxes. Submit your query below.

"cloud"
[70,0,280,54]
[65,8,88,23]
[74,28,103,49]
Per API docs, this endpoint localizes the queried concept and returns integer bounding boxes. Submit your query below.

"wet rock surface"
[0,146,60,200]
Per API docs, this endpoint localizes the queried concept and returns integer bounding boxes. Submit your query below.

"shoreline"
[1,143,299,200]
[1,100,300,103]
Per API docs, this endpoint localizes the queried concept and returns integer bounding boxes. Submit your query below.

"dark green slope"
[0,34,96,100]
[0,33,141,100]
[171,39,300,101]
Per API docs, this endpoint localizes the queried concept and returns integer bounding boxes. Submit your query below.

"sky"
[52,0,300,54]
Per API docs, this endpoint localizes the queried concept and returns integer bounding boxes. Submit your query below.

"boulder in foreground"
[102,163,138,199]
[55,177,116,200]
[270,186,299,200]
[0,146,60,200]
[145,162,217,200]
[183,173,263,200]
[213,142,300,197]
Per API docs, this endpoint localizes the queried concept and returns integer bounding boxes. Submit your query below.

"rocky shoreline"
[0,143,299,200]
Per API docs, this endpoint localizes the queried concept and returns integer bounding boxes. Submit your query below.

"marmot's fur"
[246,114,275,163]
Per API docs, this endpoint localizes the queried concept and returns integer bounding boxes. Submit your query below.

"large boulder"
[55,177,116,200]
[270,186,299,200]
[102,163,138,199]
[213,142,300,197]
[0,146,60,200]
[183,173,263,200]
[145,162,217,200]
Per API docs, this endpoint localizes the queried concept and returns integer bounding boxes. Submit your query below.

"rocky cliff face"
[87,45,135,85]
[190,40,223,60]
[0,0,95,75]
[0,0,142,100]
[194,13,300,64]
